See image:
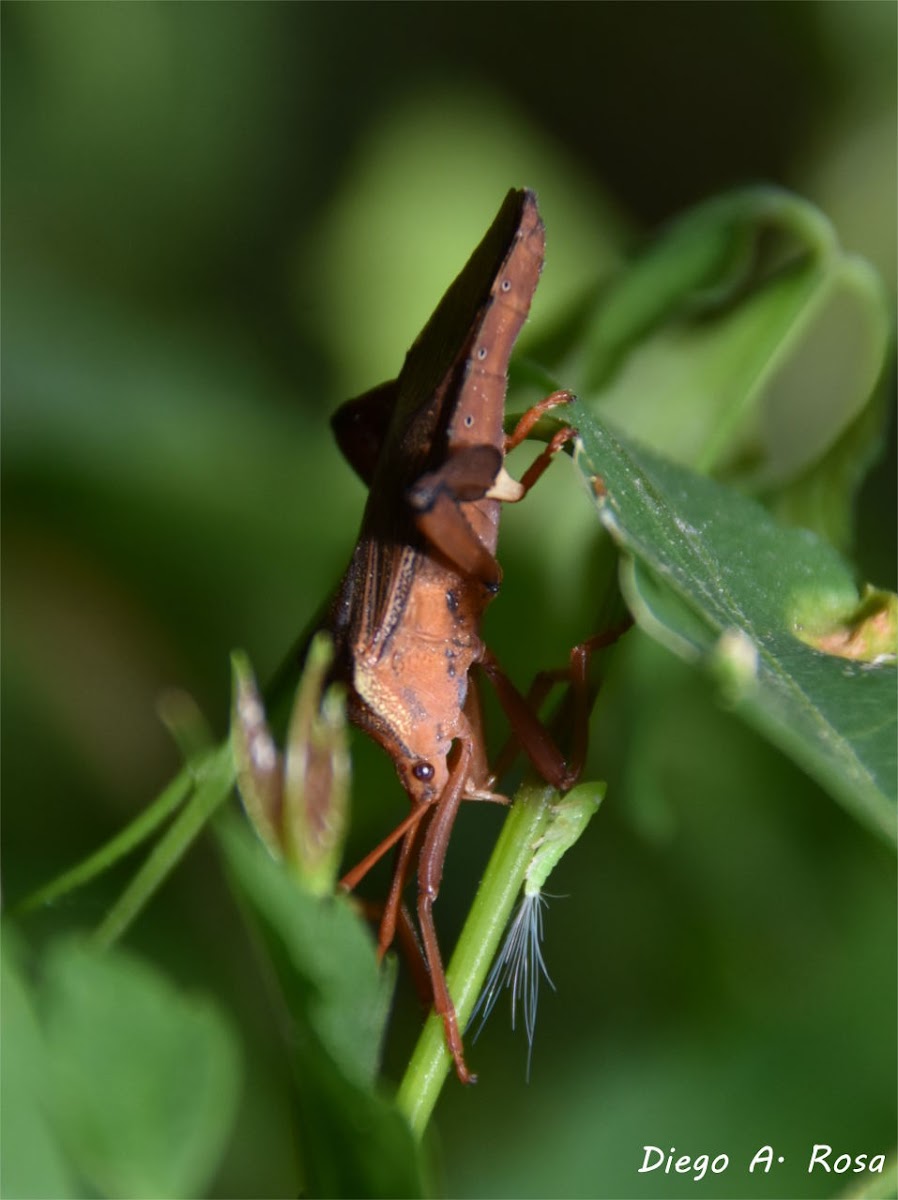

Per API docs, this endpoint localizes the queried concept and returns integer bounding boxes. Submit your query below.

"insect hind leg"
[481,620,633,792]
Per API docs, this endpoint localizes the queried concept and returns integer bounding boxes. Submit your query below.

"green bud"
[230,652,284,861]
[230,634,351,895]
[283,633,350,895]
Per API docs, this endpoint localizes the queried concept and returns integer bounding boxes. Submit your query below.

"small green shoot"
[470,782,605,1076]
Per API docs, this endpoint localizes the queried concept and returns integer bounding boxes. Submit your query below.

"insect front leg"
[416,729,478,1084]
[377,805,432,960]
[412,489,501,586]
[505,389,578,497]
[339,802,431,892]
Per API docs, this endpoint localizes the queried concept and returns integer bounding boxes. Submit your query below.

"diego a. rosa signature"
[638,1144,887,1181]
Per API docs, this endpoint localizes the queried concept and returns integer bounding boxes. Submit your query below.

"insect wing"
[374,189,545,490]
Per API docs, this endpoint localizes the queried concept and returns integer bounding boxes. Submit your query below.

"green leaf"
[1,933,77,1200]
[40,938,240,1199]
[533,188,891,546]
[572,406,896,843]
[767,366,892,550]
[92,743,235,950]
[14,767,192,917]
[398,779,561,1137]
[216,816,424,1198]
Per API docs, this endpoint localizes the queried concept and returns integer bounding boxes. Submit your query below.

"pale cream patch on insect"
[486,466,525,503]
[355,659,416,745]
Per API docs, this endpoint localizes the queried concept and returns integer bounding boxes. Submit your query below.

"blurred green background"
[3,4,895,1198]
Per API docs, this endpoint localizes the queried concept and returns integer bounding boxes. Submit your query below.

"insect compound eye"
[411,761,435,782]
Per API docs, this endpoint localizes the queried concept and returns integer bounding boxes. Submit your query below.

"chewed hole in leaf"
[791,586,898,664]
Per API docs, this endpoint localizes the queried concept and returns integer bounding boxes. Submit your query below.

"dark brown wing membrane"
[331,379,398,486]
[371,189,544,489]
[343,536,420,661]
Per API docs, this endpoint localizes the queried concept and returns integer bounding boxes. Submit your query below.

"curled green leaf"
[574,408,897,842]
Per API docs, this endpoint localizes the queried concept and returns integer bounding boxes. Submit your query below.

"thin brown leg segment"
[414,491,502,586]
[377,808,432,959]
[339,803,430,893]
[340,731,481,1083]
[354,896,434,1011]
[505,390,574,453]
[417,730,478,1084]
[564,623,632,780]
[480,620,634,792]
[504,390,577,497]
[478,647,576,791]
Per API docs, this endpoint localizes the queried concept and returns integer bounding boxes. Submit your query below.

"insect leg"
[340,802,430,892]
[393,902,433,1009]
[482,621,634,788]
[417,731,478,1084]
[459,678,509,803]
[504,390,574,453]
[564,624,632,781]
[478,647,577,791]
[487,665,563,785]
[378,806,432,959]
[355,895,432,1004]
[505,390,577,498]
[412,491,501,586]
[516,424,578,496]
[407,447,508,584]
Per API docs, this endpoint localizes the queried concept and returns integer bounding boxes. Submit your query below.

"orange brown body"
[323,189,577,1081]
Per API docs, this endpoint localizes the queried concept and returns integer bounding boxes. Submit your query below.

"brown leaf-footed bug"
[237,189,604,1083]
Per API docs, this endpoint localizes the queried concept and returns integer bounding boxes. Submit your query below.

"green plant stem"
[396,777,558,1138]
[92,744,235,950]
[15,632,309,929]
[14,768,193,915]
